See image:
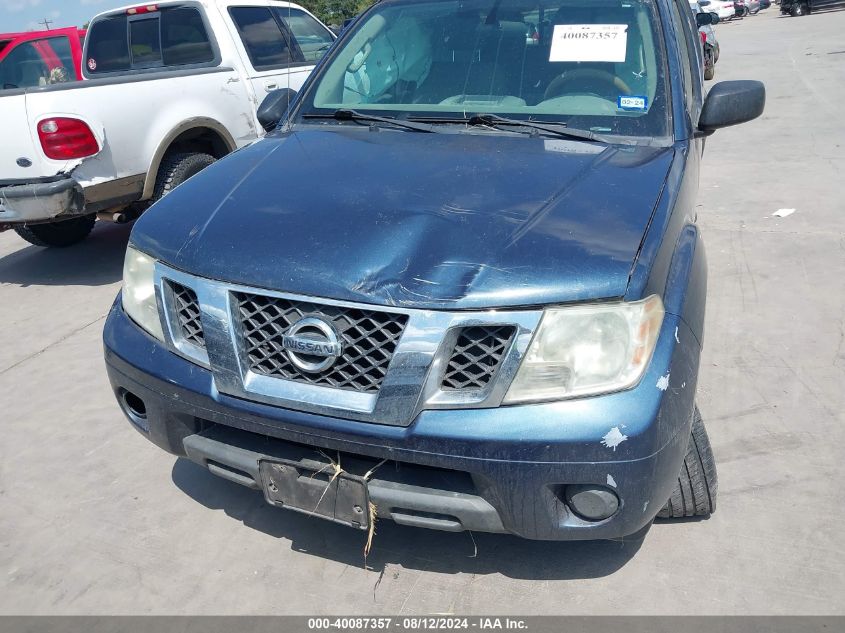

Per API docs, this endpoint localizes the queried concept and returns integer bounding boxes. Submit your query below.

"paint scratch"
[656,373,670,391]
[643,501,649,513]
[600,427,628,451]
[674,327,680,344]
[606,474,617,488]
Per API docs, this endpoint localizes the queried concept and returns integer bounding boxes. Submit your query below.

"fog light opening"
[563,484,620,522]
[121,390,147,420]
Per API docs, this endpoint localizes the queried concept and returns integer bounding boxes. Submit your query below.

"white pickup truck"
[0,0,334,247]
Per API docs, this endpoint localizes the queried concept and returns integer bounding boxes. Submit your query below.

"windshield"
[297,0,670,139]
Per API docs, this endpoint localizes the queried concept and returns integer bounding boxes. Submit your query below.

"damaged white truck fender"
[0,0,336,247]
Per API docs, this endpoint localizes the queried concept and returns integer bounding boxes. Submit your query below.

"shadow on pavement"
[0,221,131,287]
[172,458,645,580]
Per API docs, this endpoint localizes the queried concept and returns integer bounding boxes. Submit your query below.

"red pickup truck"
[0,28,86,90]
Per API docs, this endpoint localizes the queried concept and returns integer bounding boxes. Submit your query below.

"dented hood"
[131,127,674,309]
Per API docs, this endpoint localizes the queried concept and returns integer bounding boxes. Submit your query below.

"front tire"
[658,407,718,519]
[704,50,716,80]
[791,2,807,14]
[151,152,216,203]
[13,214,96,248]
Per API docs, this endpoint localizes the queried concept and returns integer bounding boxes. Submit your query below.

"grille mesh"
[441,325,516,391]
[171,283,205,348]
[235,293,408,394]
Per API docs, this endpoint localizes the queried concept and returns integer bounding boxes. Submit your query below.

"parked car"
[0,1,335,247]
[104,0,764,542]
[734,0,761,14]
[691,1,720,80]
[703,0,737,18]
[0,28,86,90]
[780,0,845,14]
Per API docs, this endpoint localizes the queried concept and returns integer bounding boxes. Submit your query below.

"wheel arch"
[142,119,237,200]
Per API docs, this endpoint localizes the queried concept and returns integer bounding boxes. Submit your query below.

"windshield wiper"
[302,109,437,133]
[411,113,611,143]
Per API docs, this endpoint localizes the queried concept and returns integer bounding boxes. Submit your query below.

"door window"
[162,7,215,65]
[0,39,69,89]
[43,36,75,73]
[229,6,296,69]
[274,8,334,62]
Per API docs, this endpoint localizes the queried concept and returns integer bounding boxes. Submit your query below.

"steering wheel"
[543,68,633,101]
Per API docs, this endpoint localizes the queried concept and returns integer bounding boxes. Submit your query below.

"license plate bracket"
[259,459,369,530]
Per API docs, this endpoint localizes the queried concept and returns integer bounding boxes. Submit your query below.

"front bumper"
[0,176,84,225]
[104,300,701,540]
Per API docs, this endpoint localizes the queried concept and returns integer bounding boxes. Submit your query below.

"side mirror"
[696,11,719,26]
[257,88,297,132]
[699,80,765,134]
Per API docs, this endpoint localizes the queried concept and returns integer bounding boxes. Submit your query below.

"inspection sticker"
[549,24,628,62]
[618,95,648,111]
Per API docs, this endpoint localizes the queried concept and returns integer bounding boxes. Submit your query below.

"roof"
[89,0,305,23]
[0,27,86,41]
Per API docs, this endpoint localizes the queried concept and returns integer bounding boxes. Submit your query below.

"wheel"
[13,214,96,247]
[151,152,216,203]
[791,2,807,14]
[704,50,716,80]
[658,406,718,519]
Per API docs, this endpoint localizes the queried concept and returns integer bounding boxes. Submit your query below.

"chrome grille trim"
[234,292,408,394]
[153,262,543,426]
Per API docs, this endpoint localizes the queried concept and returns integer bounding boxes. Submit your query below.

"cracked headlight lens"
[122,246,164,341]
[504,295,664,403]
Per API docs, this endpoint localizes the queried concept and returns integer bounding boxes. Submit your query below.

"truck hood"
[132,127,674,309]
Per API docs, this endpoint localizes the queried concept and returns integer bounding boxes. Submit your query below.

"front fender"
[626,142,706,345]
[663,224,707,347]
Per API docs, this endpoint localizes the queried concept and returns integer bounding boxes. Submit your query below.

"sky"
[1,0,129,33]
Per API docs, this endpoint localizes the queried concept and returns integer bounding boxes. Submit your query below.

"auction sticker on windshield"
[618,95,648,111]
[549,24,628,62]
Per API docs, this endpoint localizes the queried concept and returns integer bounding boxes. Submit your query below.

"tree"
[297,0,375,25]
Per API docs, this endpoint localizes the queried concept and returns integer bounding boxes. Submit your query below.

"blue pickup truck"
[104,0,764,541]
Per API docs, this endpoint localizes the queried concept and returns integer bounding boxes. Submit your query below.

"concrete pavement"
[1,8,843,615]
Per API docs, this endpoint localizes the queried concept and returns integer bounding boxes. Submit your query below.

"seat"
[413,18,526,104]
[17,60,48,89]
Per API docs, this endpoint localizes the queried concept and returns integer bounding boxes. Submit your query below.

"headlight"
[122,246,164,341]
[504,295,664,403]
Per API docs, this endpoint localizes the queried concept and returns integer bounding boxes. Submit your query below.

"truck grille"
[235,293,408,394]
[441,325,515,391]
[171,283,205,349]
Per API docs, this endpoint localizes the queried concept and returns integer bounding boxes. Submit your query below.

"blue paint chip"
[618,95,648,111]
